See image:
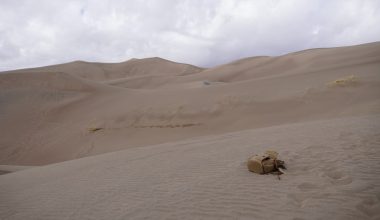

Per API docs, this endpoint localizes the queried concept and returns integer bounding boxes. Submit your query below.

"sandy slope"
[0,165,34,175]
[0,42,380,220]
[3,57,204,81]
[0,42,379,165]
[1,115,379,220]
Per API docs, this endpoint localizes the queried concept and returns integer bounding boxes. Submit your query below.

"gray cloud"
[1,0,380,71]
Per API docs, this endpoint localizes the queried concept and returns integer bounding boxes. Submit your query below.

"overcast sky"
[1,0,380,71]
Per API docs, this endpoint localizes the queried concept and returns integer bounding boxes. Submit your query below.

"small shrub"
[328,75,358,87]
[88,127,103,133]
[203,80,211,85]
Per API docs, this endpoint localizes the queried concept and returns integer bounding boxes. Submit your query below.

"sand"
[0,42,380,219]
[1,115,379,220]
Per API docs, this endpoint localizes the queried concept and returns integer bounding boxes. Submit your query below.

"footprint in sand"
[297,182,318,192]
[355,196,380,218]
[289,182,319,208]
[323,168,352,185]
[287,192,312,208]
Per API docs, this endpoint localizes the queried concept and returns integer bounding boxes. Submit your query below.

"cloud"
[0,0,380,71]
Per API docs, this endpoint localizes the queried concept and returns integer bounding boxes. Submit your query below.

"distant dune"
[0,42,380,219]
[1,42,379,165]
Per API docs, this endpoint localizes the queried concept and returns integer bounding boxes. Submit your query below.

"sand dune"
[0,165,34,175]
[1,115,379,219]
[4,57,204,82]
[1,42,379,165]
[0,42,380,219]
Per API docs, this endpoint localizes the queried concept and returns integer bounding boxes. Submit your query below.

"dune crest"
[1,41,380,220]
[1,42,379,165]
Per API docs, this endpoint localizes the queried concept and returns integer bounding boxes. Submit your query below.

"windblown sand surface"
[1,116,379,219]
[0,42,380,219]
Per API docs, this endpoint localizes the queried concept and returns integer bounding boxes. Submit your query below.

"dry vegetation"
[328,75,358,87]
[87,127,103,133]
